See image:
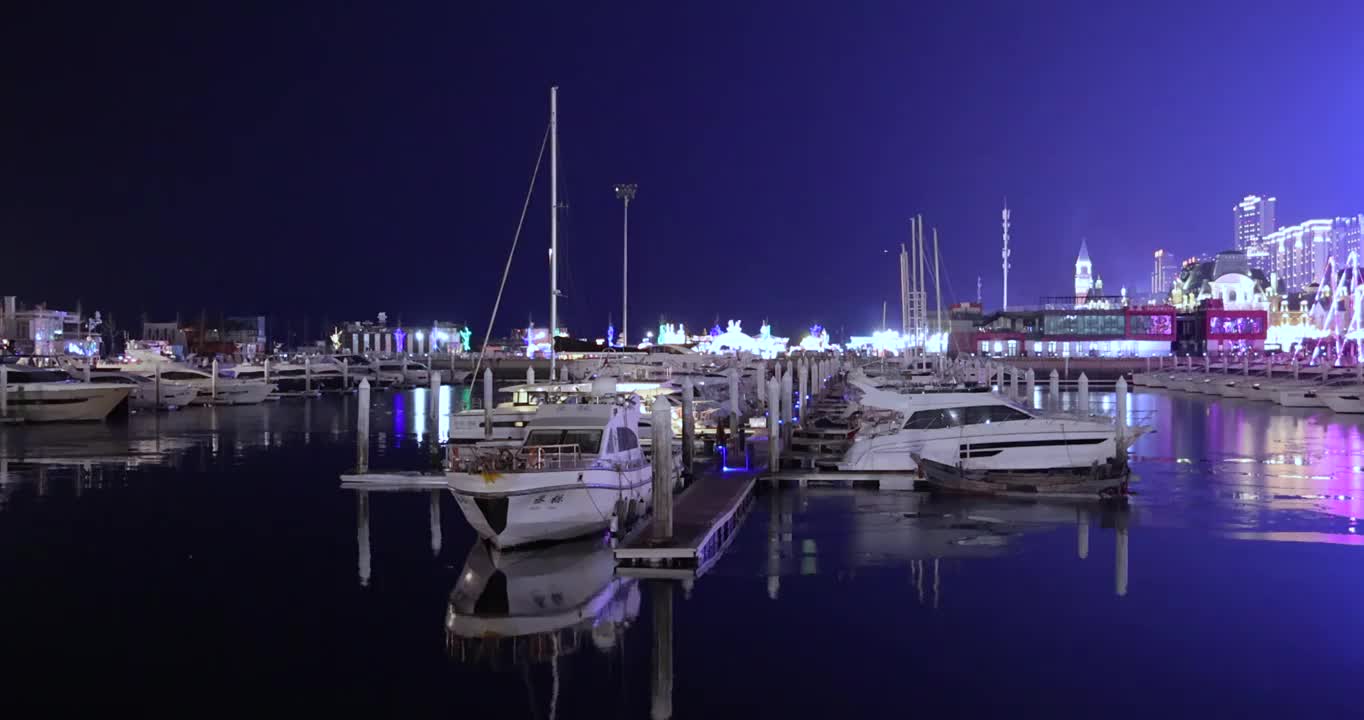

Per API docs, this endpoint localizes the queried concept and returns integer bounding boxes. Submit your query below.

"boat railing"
[446,443,590,473]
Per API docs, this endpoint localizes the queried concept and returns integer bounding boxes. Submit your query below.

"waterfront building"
[1264,219,1332,292]
[0,295,92,356]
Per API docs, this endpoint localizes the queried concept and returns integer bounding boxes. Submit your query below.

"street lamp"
[614,183,637,346]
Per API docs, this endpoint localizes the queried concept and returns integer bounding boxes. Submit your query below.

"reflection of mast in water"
[650,581,674,720]
[356,490,371,587]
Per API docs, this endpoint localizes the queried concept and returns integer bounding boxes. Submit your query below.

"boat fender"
[577,472,584,483]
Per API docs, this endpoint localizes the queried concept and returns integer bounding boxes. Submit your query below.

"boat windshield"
[903,404,1034,430]
[523,429,603,454]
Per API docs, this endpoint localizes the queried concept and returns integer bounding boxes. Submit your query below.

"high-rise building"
[1332,215,1364,265]
[1074,239,1093,306]
[1151,249,1179,298]
[1235,195,1277,251]
[1265,219,1331,292]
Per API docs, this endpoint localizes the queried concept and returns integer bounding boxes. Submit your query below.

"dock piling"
[1025,368,1035,406]
[264,357,271,388]
[767,375,782,469]
[797,359,808,424]
[780,364,793,447]
[305,355,312,393]
[211,359,218,403]
[84,357,91,383]
[1077,372,1089,416]
[651,394,674,540]
[526,365,534,386]
[483,368,494,439]
[342,358,349,389]
[154,363,161,408]
[428,370,441,454]
[1115,376,1127,452]
[356,378,371,473]
[429,490,442,556]
[0,363,7,418]
[1049,369,1059,410]
[681,375,695,482]
[1010,367,1020,400]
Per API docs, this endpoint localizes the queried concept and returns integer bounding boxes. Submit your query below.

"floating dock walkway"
[615,468,758,578]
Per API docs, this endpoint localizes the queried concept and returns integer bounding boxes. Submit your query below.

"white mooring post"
[797,360,808,424]
[482,368,494,440]
[1322,358,1329,383]
[681,375,695,483]
[428,370,441,454]
[1245,354,1250,377]
[780,364,793,446]
[767,375,782,470]
[1049,369,1059,410]
[342,358,349,389]
[305,355,313,393]
[727,366,741,463]
[0,363,7,418]
[1010,367,1020,400]
[1115,376,1128,455]
[84,357,91,383]
[1025,368,1035,407]
[651,396,674,540]
[1157,355,1163,370]
[154,363,161,409]
[356,378,371,473]
[263,357,271,388]
[1077,372,1089,416]
[210,359,219,403]
[1292,357,1300,381]
[526,365,535,387]
[1145,356,1151,373]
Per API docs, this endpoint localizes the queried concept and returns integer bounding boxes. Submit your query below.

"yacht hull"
[4,384,130,422]
[1322,392,1364,413]
[448,467,652,548]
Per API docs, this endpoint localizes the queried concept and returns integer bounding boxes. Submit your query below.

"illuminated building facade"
[1151,249,1179,298]
[1234,194,1277,252]
[1074,239,1093,306]
[1265,219,1332,293]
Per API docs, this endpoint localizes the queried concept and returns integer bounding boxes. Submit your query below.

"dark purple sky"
[3,2,1361,340]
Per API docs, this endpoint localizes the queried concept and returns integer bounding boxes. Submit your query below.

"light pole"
[614,183,637,347]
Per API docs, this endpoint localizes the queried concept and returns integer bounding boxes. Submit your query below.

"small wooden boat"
[911,453,1130,499]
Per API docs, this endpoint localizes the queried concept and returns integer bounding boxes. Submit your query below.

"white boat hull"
[448,466,652,548]
[1276,387,1327,407]
[3,384,130,422]
[189,380,275,406]
[1322,391,1364,413]
[130,381,199,410]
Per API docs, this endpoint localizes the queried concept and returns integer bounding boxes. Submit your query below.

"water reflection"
[445,537,640,669]
[755,487,1135,598]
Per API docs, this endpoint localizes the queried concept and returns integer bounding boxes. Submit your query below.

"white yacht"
[372,359,414,387]
[445,537,639,663]
[449,380,673,447]
[221,358,345,392]
[446,399,653,548]
[0,366,132,422]
[837,380,1143,474]
[76,367,198,410]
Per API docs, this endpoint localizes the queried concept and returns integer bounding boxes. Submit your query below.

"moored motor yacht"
[0,366,131,422]
[76,367,198,409]
[836,379,1146,474]
[446,398,654,548]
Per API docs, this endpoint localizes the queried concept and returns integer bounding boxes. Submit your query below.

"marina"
[2,385,1363,714]
[7,2,1364,715]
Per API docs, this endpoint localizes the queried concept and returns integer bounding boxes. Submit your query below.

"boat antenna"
[470,124,551,386]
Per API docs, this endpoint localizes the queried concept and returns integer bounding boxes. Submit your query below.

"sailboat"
[448,87,656,548]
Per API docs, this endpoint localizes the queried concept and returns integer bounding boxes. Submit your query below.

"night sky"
[3,2,1361,341]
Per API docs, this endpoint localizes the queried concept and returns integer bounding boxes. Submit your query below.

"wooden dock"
[615,469,757,575]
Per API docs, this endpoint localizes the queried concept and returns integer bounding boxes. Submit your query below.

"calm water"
[1,387,1361,716]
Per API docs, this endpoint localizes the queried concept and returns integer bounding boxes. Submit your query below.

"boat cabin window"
[6,369,72,383]
[95,376,137,384]
[379,364,404,371]
[903,408,961,430]
[524,429,603,454]
[614,427,639,451]
[963,405,1032,425]
[160,371,205,381]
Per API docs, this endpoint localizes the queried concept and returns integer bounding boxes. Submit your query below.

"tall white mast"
[549,86,559,377]
[899,240,910,336]
[917,215,926,348]
[1001,200,1011,310]
[933,227,942,338]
